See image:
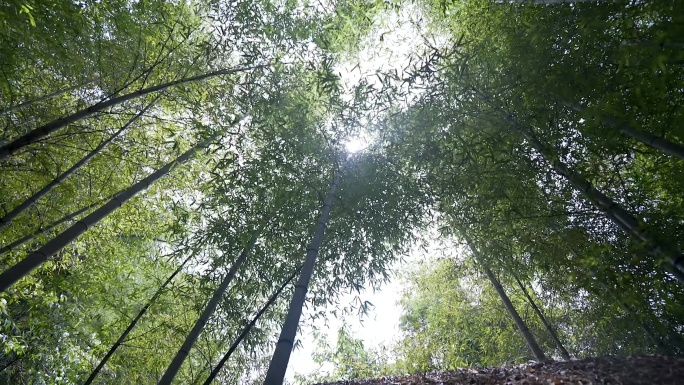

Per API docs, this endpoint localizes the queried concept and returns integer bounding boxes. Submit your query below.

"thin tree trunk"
[474,89,684,281]
[0,134,217,292]
[609,290,674,355]
[0,65,260,159]
[202,265,302,385]
[0,99,158,229]
[514,276,571,360]
[483,268,547,360]
[158,235,259,385]
[565,101,684,161]
[0,77,102,115]
[0,200,100,256]
[584,266,679,355]
[521,128,684,281]
[263,166,344,385]
[83,253,194,385]
[459,232,547,361]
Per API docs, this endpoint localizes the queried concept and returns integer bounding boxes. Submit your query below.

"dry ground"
[316,355,684,385]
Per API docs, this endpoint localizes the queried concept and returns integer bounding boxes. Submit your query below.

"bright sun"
[344,137,368,153]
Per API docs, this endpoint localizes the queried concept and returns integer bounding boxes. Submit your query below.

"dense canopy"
[0,0,682,384]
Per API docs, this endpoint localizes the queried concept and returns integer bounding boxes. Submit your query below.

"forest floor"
[315,355,684,385]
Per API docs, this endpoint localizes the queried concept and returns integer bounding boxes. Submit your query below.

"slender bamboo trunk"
[584,267,678,355]
[565,101,684,161]
[522,128,684,281]
[0,77,102,115]
[202,265,302,385]
[483,268,547,361]
[514,276,571,360]
[0,134,217,292]
[263,167,344,385]
[611,292,674,355]
[0,99,158,230]
[474,89,684,281]
[158,235,259,385]
[459,232,546,360]
[0,65,259,159]
[0,200,100,256]
[84,253,194,385]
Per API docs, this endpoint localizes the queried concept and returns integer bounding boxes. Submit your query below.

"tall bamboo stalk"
[0,200,100,256]
[0,65,259,159]
[474,89,684,281]
[514,276,571,360]
[263,166,343,385]
[484,268,546,360]
[579,260,681,355]
[202,265,301,385]
[0,134,217,292]
[460,232,547,361]
[158,235,259,385]
[84,253,194,385]
[0,98,158,229]
[564,101,684,161]
[484,267,546,361]
[0,77,102,115]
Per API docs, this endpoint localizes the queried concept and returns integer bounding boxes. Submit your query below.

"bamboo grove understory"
[0,0,683,383]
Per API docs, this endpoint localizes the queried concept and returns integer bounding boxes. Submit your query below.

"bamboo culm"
[474,89,684,282]
[514,276,571,360]
[0,134,217,292]
[565,101,684,161]
[262,166,344,385]
[202,265,302,385]
[0,201,99,256]
[0,65,259,159]
[0,77,103,115]
[583,266,680,355]
[83,253,194,385]
[521,127,684,281]
[158,235,259,385]
[0,98,159,230]
[459,231,547,361]
[483,268,547,361]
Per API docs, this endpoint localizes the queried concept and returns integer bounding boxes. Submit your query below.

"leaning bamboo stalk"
[263,166,343,385]
[564,101,684,161]
[158,235,259,385]
[520,127,684,281]
[202,265,302,385]
[514,276,571,360]
[83,253,194,385]
[0,201,100,256]
[0,65,260,159]
[482,267,546,361]
[0,133,218,292]
[0,77,102,115]
[474,88,684,281]
[460,232,547,361]
[0,98,159,230]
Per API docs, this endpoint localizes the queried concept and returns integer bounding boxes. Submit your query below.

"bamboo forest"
[1,0,683,384]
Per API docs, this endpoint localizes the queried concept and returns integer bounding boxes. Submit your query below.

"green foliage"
[1,0,684,382]
[396,259,538,371]
[298,322,397,383]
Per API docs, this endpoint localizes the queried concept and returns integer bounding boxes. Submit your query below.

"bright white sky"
[286,266,405,381]
[286,229,458,382]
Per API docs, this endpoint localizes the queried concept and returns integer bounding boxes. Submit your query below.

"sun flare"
[344,137,368,153]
